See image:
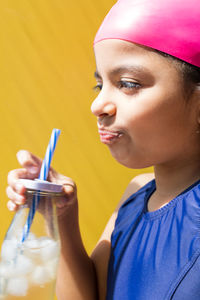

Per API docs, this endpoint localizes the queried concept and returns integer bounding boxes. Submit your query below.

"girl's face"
[91,40,200,169]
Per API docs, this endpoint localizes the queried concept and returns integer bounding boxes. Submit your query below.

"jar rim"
[19,179,63,193]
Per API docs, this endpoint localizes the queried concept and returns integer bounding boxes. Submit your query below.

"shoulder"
[91,172,154,300]
[115,172,155,211]
[94,172,154,243]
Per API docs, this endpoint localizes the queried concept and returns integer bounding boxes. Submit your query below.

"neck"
[148,156,200,211]
[155,159,200,194]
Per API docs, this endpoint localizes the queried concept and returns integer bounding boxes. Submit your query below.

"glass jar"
[0,179,62,300]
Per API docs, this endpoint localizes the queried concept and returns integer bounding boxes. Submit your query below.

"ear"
[196,85,200,125]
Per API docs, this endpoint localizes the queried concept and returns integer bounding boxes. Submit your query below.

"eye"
[93,83,102,92]
[119,80,140,90]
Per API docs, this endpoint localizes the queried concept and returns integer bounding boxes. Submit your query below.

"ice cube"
[45,258,58,279]
[1,240,18,261]
[0,277,6,296]
[14,255,34,276]
[6,277,28,296]
[0,255,34,278]
[24,238,40,249]
[0,263,13,278]
[40,240,59,261]
[23,239,41,259]
[31,266,51,285]
[38,237,52,247]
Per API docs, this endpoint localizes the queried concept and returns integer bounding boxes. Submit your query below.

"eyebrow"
[94,71,101,79]
[94,65,152,79]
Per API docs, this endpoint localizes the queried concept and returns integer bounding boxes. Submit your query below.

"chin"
[110,150,150,169]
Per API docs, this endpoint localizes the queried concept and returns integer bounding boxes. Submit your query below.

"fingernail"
[16,150,26,163]
[27,166,38,175]
[8,202,16,211]
[16,195,24,205]
[64,185,74,194]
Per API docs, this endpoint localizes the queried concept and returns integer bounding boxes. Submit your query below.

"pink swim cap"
[94,0,200,68]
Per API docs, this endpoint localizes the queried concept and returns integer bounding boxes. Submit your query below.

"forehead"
[94,39,176,76]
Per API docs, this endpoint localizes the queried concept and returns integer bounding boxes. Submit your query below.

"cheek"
[121,97,186,145]
[120,102,163,133]
[116,82,190,145]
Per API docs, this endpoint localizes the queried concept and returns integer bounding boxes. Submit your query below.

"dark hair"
[155,50,200,97]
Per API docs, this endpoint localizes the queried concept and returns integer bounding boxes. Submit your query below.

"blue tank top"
[106,179,200,300]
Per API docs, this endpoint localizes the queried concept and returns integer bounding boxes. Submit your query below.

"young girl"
[6,0,200,299]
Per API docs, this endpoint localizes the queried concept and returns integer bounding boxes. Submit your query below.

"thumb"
[16,150,42,176]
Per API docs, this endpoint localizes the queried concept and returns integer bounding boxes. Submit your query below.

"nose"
[91,92,116,118]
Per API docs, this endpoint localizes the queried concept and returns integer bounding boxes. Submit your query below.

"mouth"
[98,128,122,144]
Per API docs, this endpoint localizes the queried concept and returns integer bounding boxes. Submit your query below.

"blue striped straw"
[21,128,61,242]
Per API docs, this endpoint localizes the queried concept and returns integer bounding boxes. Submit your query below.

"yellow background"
[0,0,151,298]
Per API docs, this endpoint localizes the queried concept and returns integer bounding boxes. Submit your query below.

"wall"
[0,1,152,298]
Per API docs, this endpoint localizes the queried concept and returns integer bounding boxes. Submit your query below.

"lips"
[98,128,122,144]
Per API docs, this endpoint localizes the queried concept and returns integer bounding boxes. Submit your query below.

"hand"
[6,150,77,217]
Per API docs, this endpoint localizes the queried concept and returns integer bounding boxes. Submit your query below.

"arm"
[56,201,98,300]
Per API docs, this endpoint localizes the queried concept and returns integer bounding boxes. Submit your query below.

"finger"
[16,150,42,175]
[6,186,26,205]
[52,175,77,198]
[7,169,35,192]
[56,182,77,208]
[7,200,18,212]
[63,183,76,198]
[48,170,75,187]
